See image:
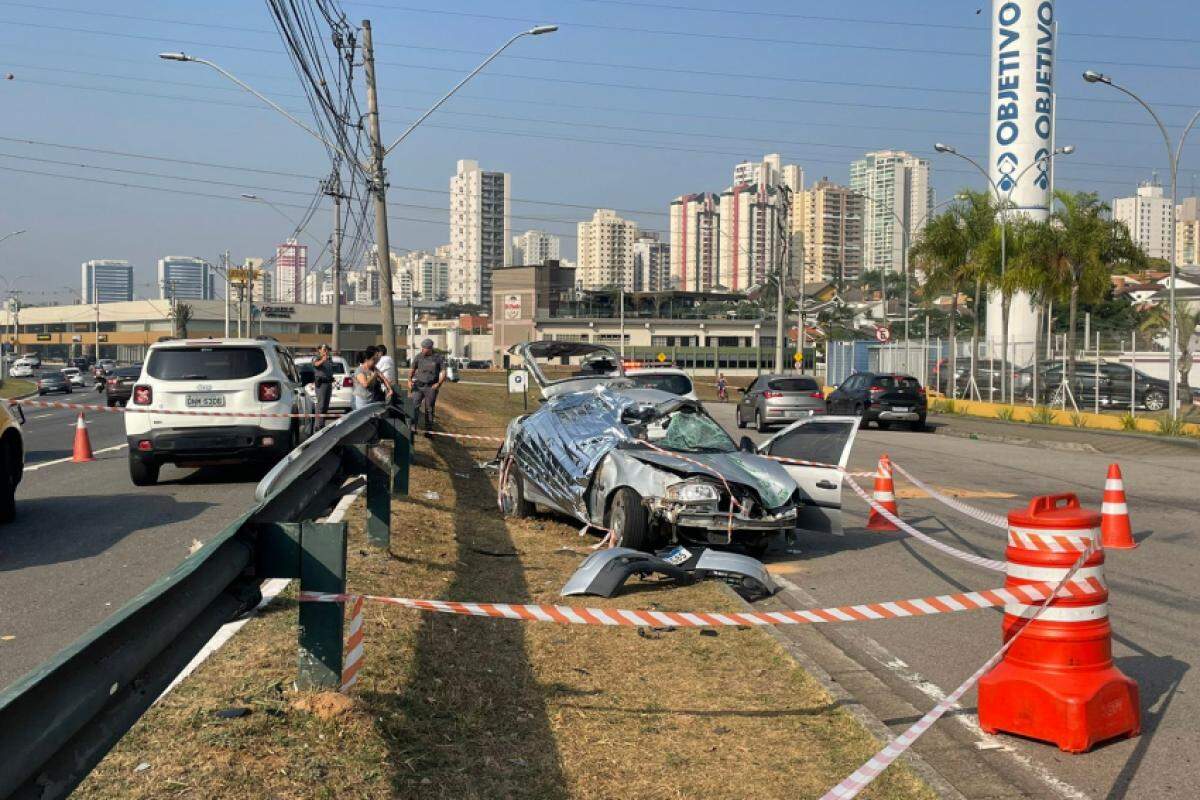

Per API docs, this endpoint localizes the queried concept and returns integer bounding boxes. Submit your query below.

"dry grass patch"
[77,384,933,800]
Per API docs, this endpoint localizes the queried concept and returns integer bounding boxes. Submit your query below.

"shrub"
[1155,416,1186,437]
[931,399,955,414]
[1029,405,1056,426]
[1069,412,1088,428]
[996,406,1016,422]
[1119,412,1138,432]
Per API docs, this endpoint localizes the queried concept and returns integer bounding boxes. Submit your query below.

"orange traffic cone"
[866,454,900,531]
[71,412,95,463]
[1100,463,1136,549]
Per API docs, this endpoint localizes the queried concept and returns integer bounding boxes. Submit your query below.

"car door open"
[758,415,860,535]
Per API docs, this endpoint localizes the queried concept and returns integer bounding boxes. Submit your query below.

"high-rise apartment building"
[274,240,308,302]
[669,193,720,292]
[850,150,933,274]
[796,178,865,288]
[732,154,803,196]
[345,268,380,305]
[244,258,271,302]
[719,182,791,292]
[1112,181,1174,261]
[302,271,333,304]
[512,229,560,266]
[449,159,510,307]
[158,256,214,300]
[632,234,670,292]
[1176,197,1200,267]
[398,248,450,302]
[577,209,638,289]
[81,259,134,303]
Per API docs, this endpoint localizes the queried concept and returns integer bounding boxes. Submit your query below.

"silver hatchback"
[736,374,826,432]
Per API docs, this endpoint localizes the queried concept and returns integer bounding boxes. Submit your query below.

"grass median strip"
[77,385,934,800]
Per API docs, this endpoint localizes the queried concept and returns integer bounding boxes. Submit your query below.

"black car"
[826,372,927,430]
[1036,362,1170,411]
[35,371,73,396]
[71,357,94,372]
[104,366,142,407]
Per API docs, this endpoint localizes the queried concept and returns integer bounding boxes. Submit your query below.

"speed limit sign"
[874,326,891,343]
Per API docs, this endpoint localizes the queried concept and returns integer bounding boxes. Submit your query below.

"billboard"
[986,0,1055,364]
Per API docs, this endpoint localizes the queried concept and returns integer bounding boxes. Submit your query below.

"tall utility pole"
[222,250,231,337]
[773,186,792,373]
[324,171,345,354]
[361,19,397,381]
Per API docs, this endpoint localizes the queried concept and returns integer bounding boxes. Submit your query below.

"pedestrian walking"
[312,343,334,428]
[408,338,446,431]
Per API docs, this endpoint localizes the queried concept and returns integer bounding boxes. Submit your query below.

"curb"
[930,412,1200,451]
[722,581,968,800]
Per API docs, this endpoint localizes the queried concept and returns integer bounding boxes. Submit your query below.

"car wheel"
[855,404,869,428]
[735,407,746,429]
[501,462,534,518]
[607,486,651,551]
[1144,389,1166,412]
[129,455,159,487]
[755,410,769,433]
[0,440,16,524]
[910,415,926,432]
[877,421,891,430]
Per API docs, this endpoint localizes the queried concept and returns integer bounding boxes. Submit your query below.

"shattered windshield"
[659,409,736,453]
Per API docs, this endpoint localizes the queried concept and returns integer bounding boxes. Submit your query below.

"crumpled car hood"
[620,447,796,511]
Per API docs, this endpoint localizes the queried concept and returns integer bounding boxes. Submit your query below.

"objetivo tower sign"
[986,0,1055,368]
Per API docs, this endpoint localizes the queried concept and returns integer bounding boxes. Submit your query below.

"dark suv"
[826,372,927,430]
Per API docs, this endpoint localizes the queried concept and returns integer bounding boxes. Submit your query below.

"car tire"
[735,408,746,429]
[0,440,16,524]
[877,421,891,430]
[607,486,652,551]
[1144,389,1166,412]
[501,462,534,518]
[855,404,869,428]
[910,416,926,432]
[129,455,159,487]
[755,410,768,433]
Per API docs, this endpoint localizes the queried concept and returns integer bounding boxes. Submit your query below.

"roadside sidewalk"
[929,412,1200,456]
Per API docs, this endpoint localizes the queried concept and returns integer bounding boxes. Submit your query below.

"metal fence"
[0,401,412,800]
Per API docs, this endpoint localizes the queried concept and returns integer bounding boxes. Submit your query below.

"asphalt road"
[0,398,262,689]
[708,402,1197,800]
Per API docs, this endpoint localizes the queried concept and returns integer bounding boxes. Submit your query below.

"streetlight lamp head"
[158,52,192,62]
[1059,144,1076,155]
[240,193,259,200]
[934,142,955,154]
[528,25,558,35]
[1082,70,1109,84]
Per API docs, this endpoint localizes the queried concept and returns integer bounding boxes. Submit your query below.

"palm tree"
[170,302,194,338]
[976,217,1039,401]
[1140,301,1200,411]
[1025,191,1144,384]
[911,201,977,396]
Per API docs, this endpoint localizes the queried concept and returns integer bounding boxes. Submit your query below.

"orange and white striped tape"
[1007,525,1099,553]
[299,577,1103,628]
[340,595,365,692]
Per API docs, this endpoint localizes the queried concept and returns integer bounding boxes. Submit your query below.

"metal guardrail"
[0,401,411,800]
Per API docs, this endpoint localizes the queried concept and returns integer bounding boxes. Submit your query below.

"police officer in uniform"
[408,338,446,431]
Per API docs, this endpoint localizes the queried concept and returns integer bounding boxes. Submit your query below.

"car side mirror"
[738,435,755,453]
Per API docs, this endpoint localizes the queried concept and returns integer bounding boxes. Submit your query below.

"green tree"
[1024,191,1144,382]
[170,302,193,338]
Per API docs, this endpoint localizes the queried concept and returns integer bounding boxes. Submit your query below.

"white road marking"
[30,413,56,420]
[773,573,1094,800]
[155,480,366,704]
[25,443,127,471]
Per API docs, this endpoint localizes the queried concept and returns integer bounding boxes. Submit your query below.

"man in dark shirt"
[311,344,334,429]
[408,338,446,431]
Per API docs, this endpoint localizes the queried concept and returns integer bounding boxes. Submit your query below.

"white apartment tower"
[274,239,307,302]
[669,193,720,292]
[796,178,866,288]
[576,209,638,290]
[449,159,511,307]
[849,150,933,274]
[399,248,450,302]
[632,234,670,292]
[719,182,790,292]
[1112,181,1175,261]
[732,154,803,196]
[512,229,560,266]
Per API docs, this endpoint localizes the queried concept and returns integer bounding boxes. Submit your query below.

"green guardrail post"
[383,416,410,496]
[297,521,348,690]
[355,442,392,548]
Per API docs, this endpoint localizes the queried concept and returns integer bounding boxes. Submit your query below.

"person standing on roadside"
[408,338,446,431]
[375,344,395,385]
[312,343,334,428]
[353,346,386,411]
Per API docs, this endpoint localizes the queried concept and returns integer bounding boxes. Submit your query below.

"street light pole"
[361,19,397,382]
[323,172,346,354]
[1083,70,1200,421]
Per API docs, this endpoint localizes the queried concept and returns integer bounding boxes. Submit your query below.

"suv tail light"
[917,386,926,396]
[342,376,353,389]
[133,385,152,405]
[762,390,783,399]
[809,391,824,399]
[258,381,282,402]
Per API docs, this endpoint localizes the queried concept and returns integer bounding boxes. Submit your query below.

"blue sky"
[2,0,1199,301]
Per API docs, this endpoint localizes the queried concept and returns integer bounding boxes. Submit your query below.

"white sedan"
[61,367,87,386]
[9,362,33,378]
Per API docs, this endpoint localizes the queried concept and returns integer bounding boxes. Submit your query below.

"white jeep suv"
[125,338,315,486]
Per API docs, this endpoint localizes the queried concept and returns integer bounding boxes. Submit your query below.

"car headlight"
[664,480,720,504]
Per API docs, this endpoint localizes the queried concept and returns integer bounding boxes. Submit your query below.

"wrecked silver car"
[496,342,859,554]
